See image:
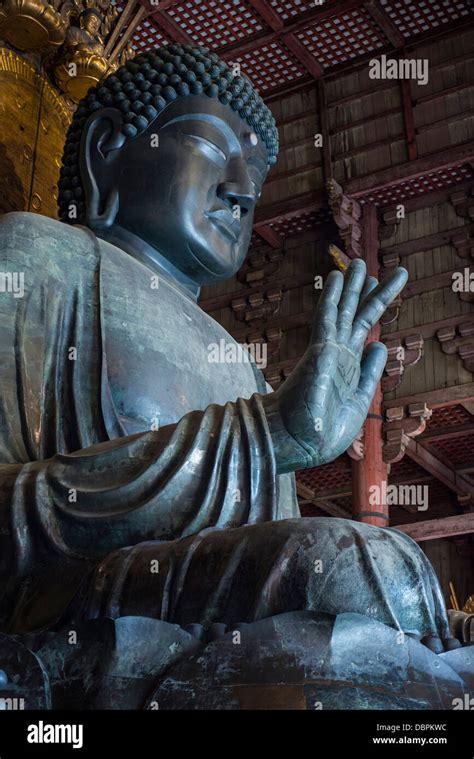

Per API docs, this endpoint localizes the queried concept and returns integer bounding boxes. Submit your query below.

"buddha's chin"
[188,241,242,282]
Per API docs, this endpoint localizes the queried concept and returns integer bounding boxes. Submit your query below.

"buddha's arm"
[2,393,280,570]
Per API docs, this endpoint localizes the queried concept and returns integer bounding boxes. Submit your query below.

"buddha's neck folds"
[96,224,201,302]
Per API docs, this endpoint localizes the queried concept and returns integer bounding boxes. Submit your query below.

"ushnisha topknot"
[58,43,279,224]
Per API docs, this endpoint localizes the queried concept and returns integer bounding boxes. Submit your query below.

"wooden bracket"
[437,319,474,372]
[383,403,432,463]
[237,248,284,286]
[450,188,474,221]
[382,334,424,392]
[326,178,362,259]
[231,288,283,323]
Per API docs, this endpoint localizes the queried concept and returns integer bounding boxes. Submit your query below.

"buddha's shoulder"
[0,212,100,270]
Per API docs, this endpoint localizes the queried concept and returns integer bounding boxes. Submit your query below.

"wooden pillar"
[351,204,389,528]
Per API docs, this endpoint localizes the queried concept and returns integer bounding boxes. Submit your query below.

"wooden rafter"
[344,142,474,197]
[382,224,474,259]
[364,0,404,47]
[296,483,350,519]
[254,191,325,227]
[404,438,474,497]
[395,513,474,542]
[400,78,417,161]
[420,423,474,442]
[384,384,474,411]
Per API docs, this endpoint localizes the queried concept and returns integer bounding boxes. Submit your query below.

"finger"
[359,275,378,304]
[350,267,408,350]
[310,269,344,345]
[336,258,366,344]
[353,341,387,413]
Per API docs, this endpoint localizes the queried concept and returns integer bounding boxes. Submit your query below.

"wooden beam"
[395,512,474,542]
[416,108,474,135]
[150,7,193,44]
[381,180,474,216]
[104,0,137,56]
[415,81,474,106]
[281,33,324,79]
[265,159,323,185]
[382,224,474,259]
[317,79,332,181]
[383,382,474,411]
[402,267,473,299]
[344,142,474,198]
[255,225,284,249]
[330,106,401,135]
[108,4,148,64]
[400,78,418,161]
[146,0,179,12]
[308,474,437,503]
[246,0,284,30]
[296,483,350,519]
[420,423,474,442]
[383,314,474,343]
[364,0,404,47]
[405,438,474,496]
[254,191,325,227]
[333,132,406,161]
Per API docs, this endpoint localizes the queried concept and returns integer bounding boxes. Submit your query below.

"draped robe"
[0,212,449,641]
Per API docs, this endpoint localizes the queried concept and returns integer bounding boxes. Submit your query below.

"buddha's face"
[88,96,269,284]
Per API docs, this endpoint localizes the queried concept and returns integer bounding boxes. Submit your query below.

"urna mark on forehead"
[58,43,279,224]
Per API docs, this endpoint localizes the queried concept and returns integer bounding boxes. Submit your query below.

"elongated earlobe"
[80,108,125,230]
[85,187,119,230]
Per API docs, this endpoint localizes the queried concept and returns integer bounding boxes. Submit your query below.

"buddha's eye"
[184,134,227,163]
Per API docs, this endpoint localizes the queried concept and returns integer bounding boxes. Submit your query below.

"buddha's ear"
[79,107,126,230]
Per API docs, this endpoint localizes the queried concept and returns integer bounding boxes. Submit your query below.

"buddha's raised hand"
[260,259,408,474]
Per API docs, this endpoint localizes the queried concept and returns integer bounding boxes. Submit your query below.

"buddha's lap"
[68,517,448,638]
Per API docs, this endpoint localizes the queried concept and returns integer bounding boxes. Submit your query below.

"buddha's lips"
[205,209,241,242]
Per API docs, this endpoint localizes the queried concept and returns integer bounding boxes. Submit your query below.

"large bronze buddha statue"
[0,43,471,710]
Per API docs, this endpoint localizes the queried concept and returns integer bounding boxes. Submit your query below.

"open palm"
[261,258,408,474]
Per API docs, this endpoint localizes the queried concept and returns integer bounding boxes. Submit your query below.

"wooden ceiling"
[126,0,472,96]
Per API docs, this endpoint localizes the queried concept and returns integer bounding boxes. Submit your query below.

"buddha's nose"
[217,159,255,217]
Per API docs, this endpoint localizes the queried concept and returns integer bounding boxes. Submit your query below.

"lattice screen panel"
[234,42,308,92]
[424,479,456,502]
[425,404,473,430]
[362,164,474,206]
[269,0,316,23]
[131,17,168,52]
[379,0,472,39]
[390,456,432,481]
[268,208,331,238]
[297,462,352,492]
[296,7,386,68]
[425,435,474,469]
[166,0,265,48]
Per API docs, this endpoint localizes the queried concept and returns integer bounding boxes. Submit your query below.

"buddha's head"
[58,44,279,284]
